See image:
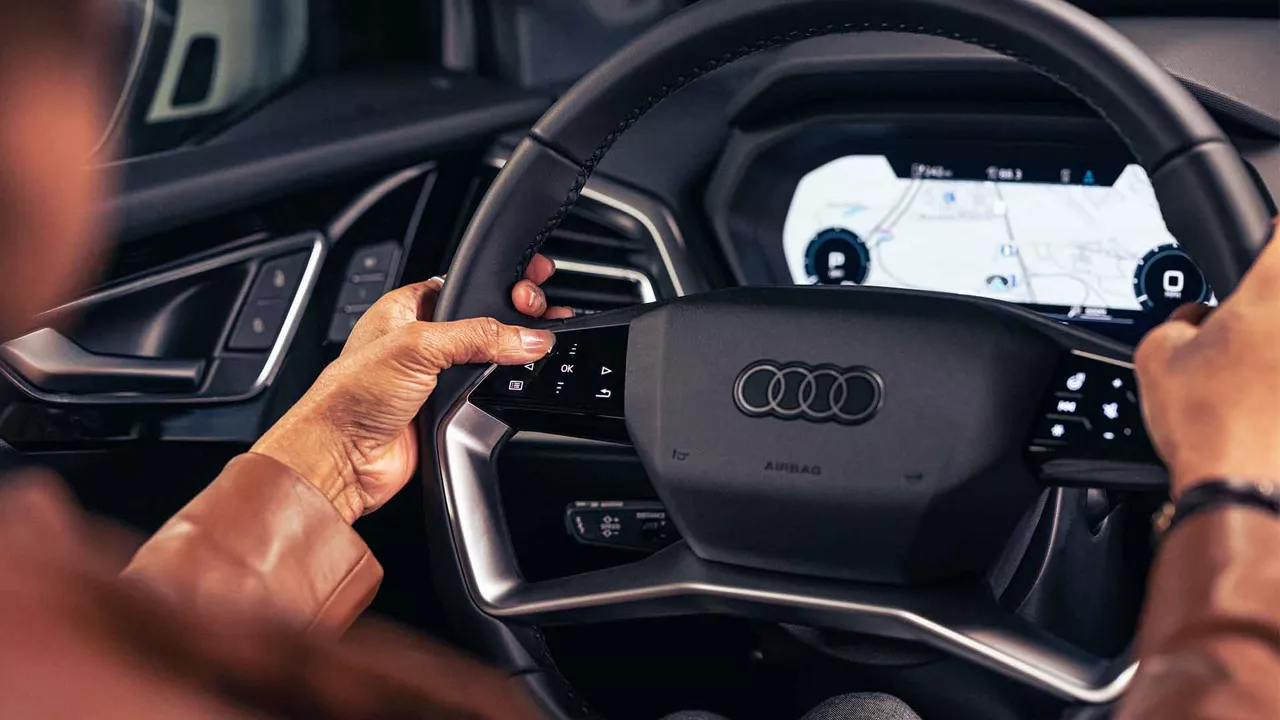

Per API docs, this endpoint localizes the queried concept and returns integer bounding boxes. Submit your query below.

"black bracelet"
[1154,480,1280,538]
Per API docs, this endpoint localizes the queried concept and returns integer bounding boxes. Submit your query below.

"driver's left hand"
[251,254,569,523]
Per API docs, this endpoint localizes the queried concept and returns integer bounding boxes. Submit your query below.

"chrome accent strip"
[254,235,324,389]
[548,257,658,304]
[94,0,157,156]
[439,401,1137,705]
[486,153,691,297]
[582,185,686,297]
[31,233,271,317]
[1070,349,1135,370]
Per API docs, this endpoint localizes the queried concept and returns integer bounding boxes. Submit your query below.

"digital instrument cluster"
[782,152,1212,339]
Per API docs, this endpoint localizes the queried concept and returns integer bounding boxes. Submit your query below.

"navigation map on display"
[782,155,1209,317]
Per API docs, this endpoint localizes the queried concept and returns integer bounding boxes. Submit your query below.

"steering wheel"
[423,0,1273,714]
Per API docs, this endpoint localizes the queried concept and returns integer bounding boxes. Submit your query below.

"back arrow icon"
[524,363,535,371]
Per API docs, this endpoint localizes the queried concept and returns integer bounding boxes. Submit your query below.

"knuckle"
[472,317,507,346]
[391,323,433,363]
[1135,325,1178,376]
[408,323,447,360]
[407,321,474,370]
[365,288,404,319]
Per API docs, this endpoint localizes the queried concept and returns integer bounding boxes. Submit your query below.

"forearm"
[122,453,382,634]
[1117,508,1280,719]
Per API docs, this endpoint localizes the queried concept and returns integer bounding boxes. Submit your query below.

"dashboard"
[782,151,1211,327]
[705,114,1259,345]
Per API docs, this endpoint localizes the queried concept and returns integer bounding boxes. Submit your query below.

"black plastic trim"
[0,329,205,395]
[106,75,551,243]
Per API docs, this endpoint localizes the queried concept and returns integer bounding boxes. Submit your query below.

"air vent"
[542,258,656,314]
[538,197,660,313]
[467,156,676,313]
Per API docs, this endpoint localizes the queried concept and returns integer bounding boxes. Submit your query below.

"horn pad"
[624,287,1056,584]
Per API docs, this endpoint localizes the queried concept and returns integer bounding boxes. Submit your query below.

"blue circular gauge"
[805,228,870,285]
[1133,244,1209,315]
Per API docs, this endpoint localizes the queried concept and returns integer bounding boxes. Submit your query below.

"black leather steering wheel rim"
[436,0,1272,329]
[422,0,1274,710]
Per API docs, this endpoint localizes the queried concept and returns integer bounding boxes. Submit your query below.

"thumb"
[1134,314,1200,380]
[405,317,555,373]
[283,318,553,447]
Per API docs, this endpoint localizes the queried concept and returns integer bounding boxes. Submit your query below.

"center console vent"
[468,158,671,313]
[540,199,658,313]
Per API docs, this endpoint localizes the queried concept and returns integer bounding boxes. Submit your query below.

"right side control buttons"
[327,241,401,343]
[1028,355,1155,462]
[565,501,678,552]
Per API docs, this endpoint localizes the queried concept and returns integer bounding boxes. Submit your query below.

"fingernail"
[520,328,555,355]
[526,285,546,314]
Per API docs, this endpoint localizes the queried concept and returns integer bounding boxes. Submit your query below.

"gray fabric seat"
[662,692,923,720]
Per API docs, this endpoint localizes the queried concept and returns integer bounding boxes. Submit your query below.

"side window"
[481,0,685,88]
[107,0,311,159]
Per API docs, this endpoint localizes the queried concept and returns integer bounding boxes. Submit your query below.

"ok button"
[559,363,576,374]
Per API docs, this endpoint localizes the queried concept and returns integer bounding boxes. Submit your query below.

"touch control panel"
[471,325,629,442]
[1028,353,1157,464]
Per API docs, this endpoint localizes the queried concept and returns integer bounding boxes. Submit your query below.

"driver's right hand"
[1136,225,1280,498]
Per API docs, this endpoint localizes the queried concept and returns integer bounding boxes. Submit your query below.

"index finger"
[524,254,556,285]
[1166,302,1214,327]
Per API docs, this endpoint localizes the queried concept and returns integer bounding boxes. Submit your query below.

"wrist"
[251,410,363,524]
[1170,465,1280,500]
[1155,479,1280,538]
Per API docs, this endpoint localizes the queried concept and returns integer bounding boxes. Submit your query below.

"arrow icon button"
[601,366,612,375]
[524,363,535,371]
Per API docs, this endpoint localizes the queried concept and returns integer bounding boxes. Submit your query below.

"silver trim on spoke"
[438,398,1139,705]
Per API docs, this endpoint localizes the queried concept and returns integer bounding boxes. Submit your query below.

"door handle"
[0,328,205,395]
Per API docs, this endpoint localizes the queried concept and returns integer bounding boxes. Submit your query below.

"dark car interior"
[2,1,1277,718]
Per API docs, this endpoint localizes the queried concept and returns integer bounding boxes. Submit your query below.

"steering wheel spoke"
[444,396,1140,704]
[508,549,1137,705]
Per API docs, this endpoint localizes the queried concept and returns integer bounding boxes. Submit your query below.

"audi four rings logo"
[733,362,884,425]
